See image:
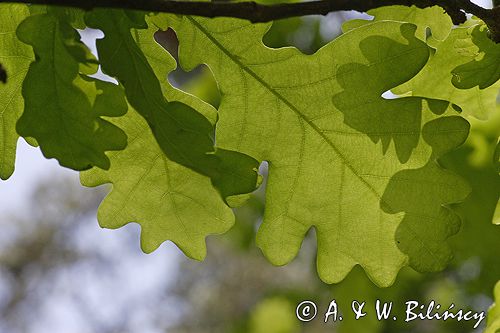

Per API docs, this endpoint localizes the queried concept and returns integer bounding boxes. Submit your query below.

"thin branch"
[0,0,499,40]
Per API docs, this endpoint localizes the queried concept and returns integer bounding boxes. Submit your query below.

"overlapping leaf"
[16,10,127,170]
[452,25,500,90]
[342,5,453,41]
[486,281,500,333]
[80,14,239,258]
[494,141,500,225]
[343,6,498,120]
[0,4,33,179]
[393,25,500,120]
[496,141,500,171]
[169,17,470,286]
[80,105,235,259]
[85,10,260,201]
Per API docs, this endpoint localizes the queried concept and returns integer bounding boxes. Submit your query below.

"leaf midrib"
[187,17,383,200]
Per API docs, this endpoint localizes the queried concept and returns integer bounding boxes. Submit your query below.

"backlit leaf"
[486,281,500,333]
[16,11,127,171]
[342,5,453,42]
[85,10,260,201]
[452,24,500,90]
[494,141,500,225]
[0,4,33,179]
[169,17,470,286]
[80,103,235,259]
[394,26,500,120]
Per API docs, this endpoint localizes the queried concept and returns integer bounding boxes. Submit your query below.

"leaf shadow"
[381,116,471,272]
[86,9,261,200]
[332,27,471,272]
[332,26,452,163]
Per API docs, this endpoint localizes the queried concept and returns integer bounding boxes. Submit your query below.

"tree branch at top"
[1,0,500,41]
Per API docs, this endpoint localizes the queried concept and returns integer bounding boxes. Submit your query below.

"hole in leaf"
[381,90,398,100]
[262,17,320,54]
[78,28,118,84]
[263,12,373,54]
[155,29,221,108]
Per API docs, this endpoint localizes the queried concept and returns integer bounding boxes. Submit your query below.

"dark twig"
[0,0,499,41]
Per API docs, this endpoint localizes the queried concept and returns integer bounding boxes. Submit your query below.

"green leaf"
[452,25,500,90]
[80,104,235,260]
[496,140,500,171]
[394,26,500,120]
[16,11,127,171]
[486,281,500,333]
[169,17,470,286]
[342,5,453,42]
[80,12,253,259]
[494,140,500,225]
[341,6,497,120]
[382,116,471,272]
[494,201,500,225]
[0,4,33,180]
[31,5,87,29]
[85,10,260,201]
[57,8,86,29]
